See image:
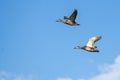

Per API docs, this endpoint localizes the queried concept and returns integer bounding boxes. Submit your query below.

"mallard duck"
[56,9,80,26]
[74,36,102,52]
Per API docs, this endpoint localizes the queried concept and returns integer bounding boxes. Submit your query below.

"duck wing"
[86,36,102,48]
[69,9,78,22]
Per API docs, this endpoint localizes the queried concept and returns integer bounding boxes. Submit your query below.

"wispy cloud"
[56,55,120,80]
[56,77,73,80]
[0,71,33,80]
[56,78,86,80]
[90,55,120,80]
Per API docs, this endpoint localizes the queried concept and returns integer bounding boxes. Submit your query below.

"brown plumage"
[56,9,80,26]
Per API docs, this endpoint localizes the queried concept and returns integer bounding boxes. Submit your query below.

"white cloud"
[56,55,120,80]
[90,55,120,80]
[0,71,33,80]
[56,77,86,80]
[56,77,73,80]
[77,79,85,80]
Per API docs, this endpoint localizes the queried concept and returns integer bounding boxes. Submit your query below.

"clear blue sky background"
[0,0,120,80]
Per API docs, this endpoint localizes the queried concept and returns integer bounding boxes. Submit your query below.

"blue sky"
[0,0,120,80]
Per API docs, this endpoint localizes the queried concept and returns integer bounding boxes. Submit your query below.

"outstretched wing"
[69,9,78,22]
[86,36,102,48]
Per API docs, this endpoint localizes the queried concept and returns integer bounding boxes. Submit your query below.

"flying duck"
[74,36,102,52]
[56,9,80,26]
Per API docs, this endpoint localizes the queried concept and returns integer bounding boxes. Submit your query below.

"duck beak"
[74,46,80,49]
[74,47,77,49]
[56,19,62,22]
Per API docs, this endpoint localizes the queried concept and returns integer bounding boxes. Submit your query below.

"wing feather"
[86,36,102,48]
[69,9,77,22]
